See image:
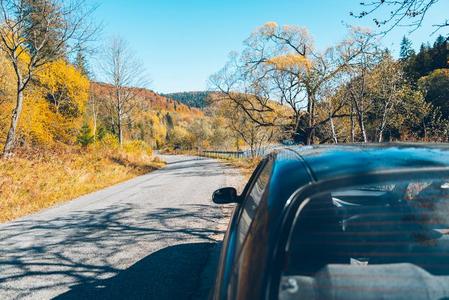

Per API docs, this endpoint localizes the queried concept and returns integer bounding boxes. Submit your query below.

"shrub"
[123,140,153,156]
[101,133,120,149]
[96,127,107,141]
[77,123,94,148]
[169,126,193,149]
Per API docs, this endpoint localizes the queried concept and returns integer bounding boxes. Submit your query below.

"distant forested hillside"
[163,91,213,109]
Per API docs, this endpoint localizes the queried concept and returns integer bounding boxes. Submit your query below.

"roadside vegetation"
[0,144,164,222]
[0,0,168,221]
[221,157,262,179]
[1,0,448,220]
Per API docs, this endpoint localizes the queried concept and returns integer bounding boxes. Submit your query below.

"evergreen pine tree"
[412,43,433,78]
[431,35,449,70]
[399,36,414,60]
[77,122,94,148]
[22,0,66,60]
[74,49,90,78]
[96,127,107,141]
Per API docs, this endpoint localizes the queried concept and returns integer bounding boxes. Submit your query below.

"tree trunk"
[358,114,368,143]
[352,98,368,143]
[3,85,24,158]
[118,112,123,145]
[378,99,392,143]
[378,116,386,143]
[304,90,316,145]
[350,103,355,143]
[250,141,255,158]
[423,120,427,141]
[305,128,313,145]
[116,88,123,145]
[91,95,97,141]
[330,114,338,144]
[308,94,316,145]
[293,113,303,143]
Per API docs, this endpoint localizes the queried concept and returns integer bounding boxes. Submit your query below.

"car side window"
[236,159,273,250]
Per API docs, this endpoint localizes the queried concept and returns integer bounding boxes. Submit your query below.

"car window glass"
[236,159,273,250]
[279,177,449,300]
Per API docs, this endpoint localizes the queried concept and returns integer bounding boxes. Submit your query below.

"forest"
[210,24,449,148]
[163,91,212,109]
[1,0,449,220]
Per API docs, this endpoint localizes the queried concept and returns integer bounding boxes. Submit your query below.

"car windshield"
[280,176,449,300]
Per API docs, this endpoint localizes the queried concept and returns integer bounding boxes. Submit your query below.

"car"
[210,144,449,300]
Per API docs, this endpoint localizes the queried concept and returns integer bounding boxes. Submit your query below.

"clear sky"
[89,0,449,93]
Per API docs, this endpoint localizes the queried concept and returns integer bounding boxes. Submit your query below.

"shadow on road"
[54,242,216,300]
[0,154,240,299]
[0,204,224,299]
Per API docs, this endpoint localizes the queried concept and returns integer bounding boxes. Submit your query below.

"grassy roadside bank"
[0,146,165,223]
[219,157,261,179]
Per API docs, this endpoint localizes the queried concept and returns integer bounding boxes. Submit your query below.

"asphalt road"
[0,155,243,300]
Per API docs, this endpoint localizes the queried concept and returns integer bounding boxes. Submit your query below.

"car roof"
[276,143,449,182]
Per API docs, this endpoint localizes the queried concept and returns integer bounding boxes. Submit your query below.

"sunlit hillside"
[93,83,204,113]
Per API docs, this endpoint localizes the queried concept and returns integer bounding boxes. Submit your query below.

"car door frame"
[234,155,276,251]
[213,156,271,300]
[213,158,268,299]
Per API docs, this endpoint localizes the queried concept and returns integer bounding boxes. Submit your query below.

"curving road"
[0,155,243,300]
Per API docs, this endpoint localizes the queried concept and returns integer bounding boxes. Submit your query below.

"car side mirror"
[212,187,240,204]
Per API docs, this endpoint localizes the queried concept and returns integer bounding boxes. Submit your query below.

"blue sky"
[89,0,449,93]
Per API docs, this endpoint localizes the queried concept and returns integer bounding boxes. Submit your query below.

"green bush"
[77,123,94,148]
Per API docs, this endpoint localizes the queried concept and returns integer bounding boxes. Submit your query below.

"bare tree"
[0,0,96,157]
[87,90,98,139]
[210,23,311,142]
[100,37,148,145]
[352,0,448,36]
[342,29,382,142]
[218,98,278,157]
[371,55,404,142]
[338,40,421,143]
[210,23,363,145]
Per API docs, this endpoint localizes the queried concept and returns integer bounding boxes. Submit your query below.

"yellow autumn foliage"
[260,21,278,36]
[37,59,90,118]
[267,53,312,70]
[169,126,193,149]
[148,113,167,148]
[0,53,16,144]
[264,21,278,30]
[123,140,153,156]
[20,94,54,145]
[16,59,90,146]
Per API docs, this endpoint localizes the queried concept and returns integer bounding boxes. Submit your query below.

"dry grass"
[221,157,261,179]
[0,146,165,223]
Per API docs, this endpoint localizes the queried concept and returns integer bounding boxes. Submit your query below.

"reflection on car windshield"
[280,177,449,300]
